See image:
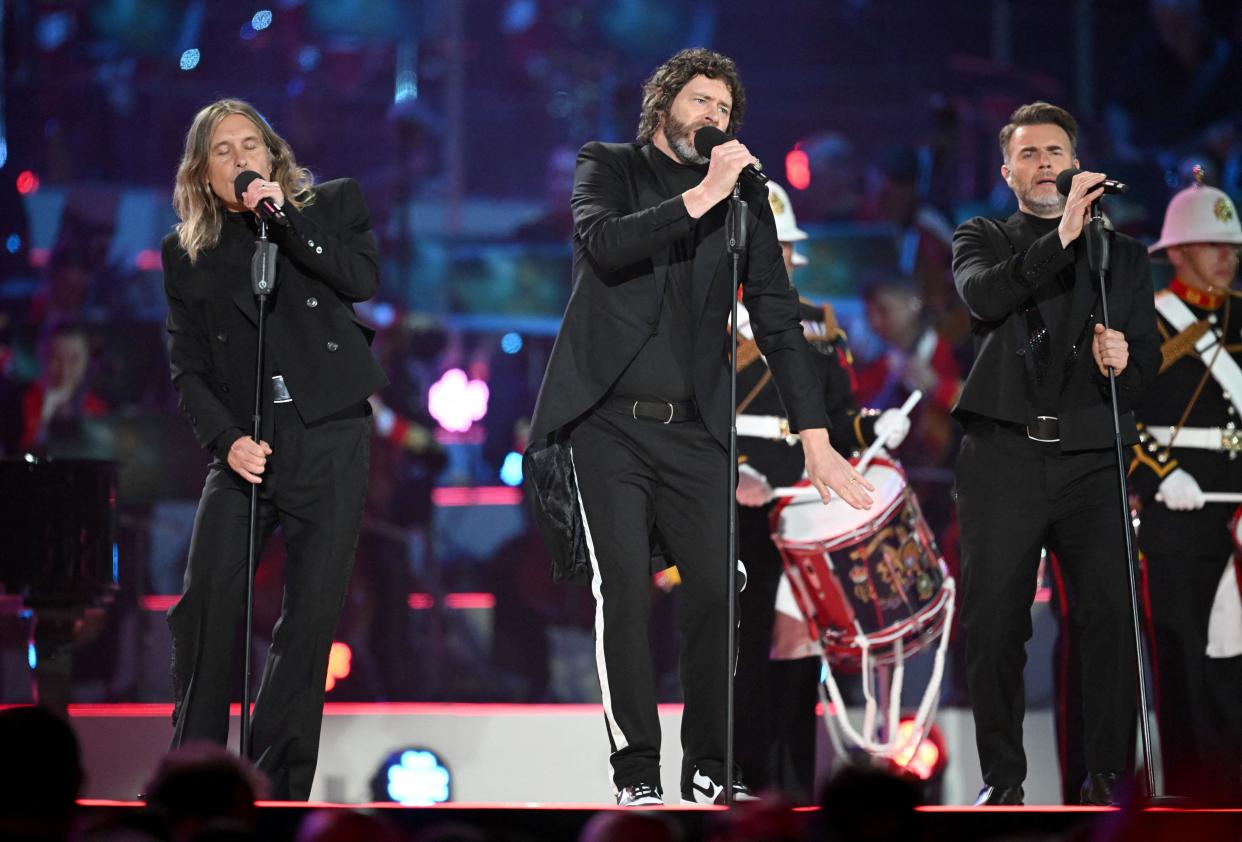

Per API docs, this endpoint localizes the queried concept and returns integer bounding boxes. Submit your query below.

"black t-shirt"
[610,148,710,403]
[1021,212,1079,415]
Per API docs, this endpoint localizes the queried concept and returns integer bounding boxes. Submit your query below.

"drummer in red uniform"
[1130,172,1242,804]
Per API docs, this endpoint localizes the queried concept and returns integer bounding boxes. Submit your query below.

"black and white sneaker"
[681,767,760,805]
[616,781,664,807]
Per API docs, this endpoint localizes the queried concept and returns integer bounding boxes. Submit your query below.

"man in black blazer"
[162,100,387,799]
[524,49,872,806]
[952,102,1160,806]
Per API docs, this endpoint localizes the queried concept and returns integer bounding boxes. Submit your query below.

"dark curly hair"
[636,48,746,144]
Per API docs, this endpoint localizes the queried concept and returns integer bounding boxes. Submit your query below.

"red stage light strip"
[44,702,687,718]
[143,593,496,612]
[407,592,496,610]
[141,595,179,612]
[431,486,523,507]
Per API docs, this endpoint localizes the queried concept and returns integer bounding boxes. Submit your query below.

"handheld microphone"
[693,127,768,185]
[234,170,289,226]
[1055,168,1129,197]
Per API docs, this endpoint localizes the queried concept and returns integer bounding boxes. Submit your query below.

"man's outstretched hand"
[800,428,874,509]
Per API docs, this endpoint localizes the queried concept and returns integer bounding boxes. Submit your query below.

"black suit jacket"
[163,178,388,455]
[526,141,829,580]
[951,212,1160,451]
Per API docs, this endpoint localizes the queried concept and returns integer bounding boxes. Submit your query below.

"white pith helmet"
[767,181,808,266]
[1149,168,1242,256]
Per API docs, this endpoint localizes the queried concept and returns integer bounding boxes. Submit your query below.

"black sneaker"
[616,781,664,807]
[681,767,759,805]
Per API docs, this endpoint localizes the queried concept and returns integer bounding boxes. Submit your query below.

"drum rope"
[816,577,957,758]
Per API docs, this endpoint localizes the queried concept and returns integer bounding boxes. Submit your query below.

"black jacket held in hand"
[951,212,1160,451]
[163,178,388,456]
[525,141,830,582]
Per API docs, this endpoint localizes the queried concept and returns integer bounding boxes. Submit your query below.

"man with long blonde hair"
[162,98,387,799]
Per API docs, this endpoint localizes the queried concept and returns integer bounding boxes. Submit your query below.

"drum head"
[776,460,906,546]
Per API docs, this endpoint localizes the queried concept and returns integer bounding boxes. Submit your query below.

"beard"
[1017,179,1066,216]
[662,113,708,165]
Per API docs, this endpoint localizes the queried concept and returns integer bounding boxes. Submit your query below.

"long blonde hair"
[172,99,314,263]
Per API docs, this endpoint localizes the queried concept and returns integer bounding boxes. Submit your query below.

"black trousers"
[956,420,1137,790]
[1143,503,1242,803]
[569,406,733,791]
[168,401,370,800]
[733,502,819,802]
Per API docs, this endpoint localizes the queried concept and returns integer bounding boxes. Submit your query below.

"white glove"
[1158,468,1206,511]
[736,463,774,506]
[873,409,911,449]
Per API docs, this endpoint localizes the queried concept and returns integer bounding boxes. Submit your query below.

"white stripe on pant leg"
[571,450,629,751]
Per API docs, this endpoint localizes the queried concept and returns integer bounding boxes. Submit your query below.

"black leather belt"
[605,395,699,424]
[1027,415,1059,442]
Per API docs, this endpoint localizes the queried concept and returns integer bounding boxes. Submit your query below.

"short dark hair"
[998,101,1078,161]
[636,48,746,144]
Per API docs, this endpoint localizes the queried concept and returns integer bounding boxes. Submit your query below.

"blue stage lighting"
[239,22,257,41]
[500,332,523,355]
[297,45,321,71]
[287,78,305,97]
[500,452,523,487]
[502,0,538,33]
[6,235,20,254]
[252,10,274,30]
[0,139,6,169]
[179,49,200,71]
[379,748,451,806]
[27,642,36,670]
[35,12,75,51]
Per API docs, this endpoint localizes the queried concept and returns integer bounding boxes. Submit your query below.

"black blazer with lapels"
[951,211,1160,451]
[525,141,829,580]
[162,178,389,456]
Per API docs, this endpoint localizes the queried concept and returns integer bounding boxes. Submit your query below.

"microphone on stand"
[1055,168,1129,197]
[1055,168,1119,273]
[234,170,289,226]
[693,126,768,186]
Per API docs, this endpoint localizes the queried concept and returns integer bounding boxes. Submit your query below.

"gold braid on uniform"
[1145,294,1232,467]
[735,337,764,372]
[1159,319,1212,373]
[1128,422,1179,479]
[736,369,772,415]
[854,408,879,449]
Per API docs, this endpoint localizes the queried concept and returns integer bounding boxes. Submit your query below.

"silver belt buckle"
[1028,415,1059,443]
[632,399,676,424]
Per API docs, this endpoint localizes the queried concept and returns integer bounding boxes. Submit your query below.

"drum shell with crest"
[770,456,949,670]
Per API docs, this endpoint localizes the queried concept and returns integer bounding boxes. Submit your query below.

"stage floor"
[72,702,1067,805]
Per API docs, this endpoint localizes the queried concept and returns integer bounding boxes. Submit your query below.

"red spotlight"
[16,171,40,195]
[134,249,162,271]
[785,149,810,191]
[325,641,352,691]
[889,719,947,782]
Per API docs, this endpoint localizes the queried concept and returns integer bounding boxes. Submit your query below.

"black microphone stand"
[1086,204,1161,800]
[240,219,278,759]
[724,181,747,806]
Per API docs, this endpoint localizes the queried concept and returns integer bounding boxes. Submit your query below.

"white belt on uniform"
[1148,425,1242,453]
[735,414,798,444]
